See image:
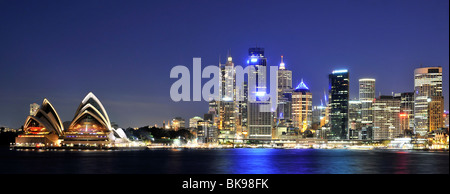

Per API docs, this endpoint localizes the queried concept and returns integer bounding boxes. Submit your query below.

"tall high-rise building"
[248,101,273,139]
[444,110,449,128]
[247,47,267,101]
[277,56,293,126]
[30,103,40,116]
[247,47,272,139]
[218,54,236,139]
[277,56,292,98]
[235,81,248,137]
[395,92,414,134]
[359,78,375,125]
[208,100,219,116]
[220,54,236,101]
[414,67,443,135]
[292,79,312,133]
[329,69,349,139]
[373,95,401,140]
[428,96,444,131]
[348,100,362,139]
[197,120,218,144]
[323,90,331,126]
[312,104,327,127]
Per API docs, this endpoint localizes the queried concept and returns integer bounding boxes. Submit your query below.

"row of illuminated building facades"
[173,47,447,143]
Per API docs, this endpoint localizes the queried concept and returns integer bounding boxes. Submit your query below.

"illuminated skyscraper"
[444,110,449,128]
[395,92,414,134]
[247,47,272,139]
[218,54,236,139]
[348,100,362,139]
[329,69,349,139]
[220,53,235,101]
[248,101,273,139]
[236,81,248,137]
[373,95,401,140]
[312,104,327,127]
[292,79,312,133]
[277,56,292,97]
[277,56,293,125]
[428,95,444,131]
[323,90,331,126]
[359,78,375,125]
[208,100,219,115]
[247,47,267,101]
[414,67,443,135]
[197,120,218,144]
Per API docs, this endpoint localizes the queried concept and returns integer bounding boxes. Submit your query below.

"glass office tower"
[329,69,349,139]
[247,47,272,139]
[414,67,443,136]
[359,78,375,125]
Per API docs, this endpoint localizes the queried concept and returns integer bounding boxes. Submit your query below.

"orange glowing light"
[28,127,45,132]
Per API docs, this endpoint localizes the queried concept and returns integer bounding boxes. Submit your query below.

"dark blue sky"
[0,0,448,128]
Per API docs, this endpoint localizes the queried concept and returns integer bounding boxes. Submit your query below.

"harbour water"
[0,147,448,174]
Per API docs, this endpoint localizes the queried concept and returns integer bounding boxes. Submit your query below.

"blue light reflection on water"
[0,148,448,174]
[227,149,361,174]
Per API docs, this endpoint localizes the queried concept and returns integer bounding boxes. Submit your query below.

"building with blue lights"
[247,47,273,139]
[277,56,293,127]
[329,70,349,139]
[292,79,312,133]
[247,47,267,102]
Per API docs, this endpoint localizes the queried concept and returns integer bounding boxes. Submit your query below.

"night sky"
[0,0,448,128]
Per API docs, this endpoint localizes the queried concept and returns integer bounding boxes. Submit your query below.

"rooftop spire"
[295,78,309,91]
[279,55,285,70]
[227,49,232,62]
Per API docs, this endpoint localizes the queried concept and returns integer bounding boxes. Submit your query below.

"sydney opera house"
[15,92,133,148]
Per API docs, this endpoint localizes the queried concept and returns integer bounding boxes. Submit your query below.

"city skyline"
[0,0,448,128]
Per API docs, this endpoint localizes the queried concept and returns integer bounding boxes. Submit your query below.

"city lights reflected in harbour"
[0,0,447,179]
[1,148,448,174]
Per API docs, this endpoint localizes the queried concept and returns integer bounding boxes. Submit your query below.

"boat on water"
[348,145,374,150]
[386,138,414,150]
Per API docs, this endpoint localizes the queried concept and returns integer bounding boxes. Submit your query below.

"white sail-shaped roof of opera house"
[16,98,65,146]
[70,92,112,131]
[15,92,131,148]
